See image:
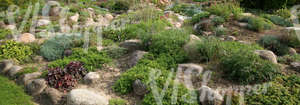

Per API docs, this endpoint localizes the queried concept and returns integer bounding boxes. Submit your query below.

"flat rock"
[67,89,109,105]
[17,72,42,85]
[26,79,47,96]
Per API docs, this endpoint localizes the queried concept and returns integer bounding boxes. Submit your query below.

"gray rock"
[132,79,148,96]
[127,51,148,68]
[290,62,300,72]
[84,72,100,85]
[26,79,47,96]
[0,60,14,74]
[64,49,73,57]
[199,86,223,105]
[254,50,277,64]
[40,88,63,105]
[234,21,248,28]
[289,47,297,55]
[119,39,142,52]
[225,36,236,41]
[177,64,203,88]
[17,72,42,85]
[7,65,23,77]
[67,89,109,105]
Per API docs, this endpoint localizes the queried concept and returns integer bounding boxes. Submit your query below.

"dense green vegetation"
[0,75,33,105]
[0,40,33,63]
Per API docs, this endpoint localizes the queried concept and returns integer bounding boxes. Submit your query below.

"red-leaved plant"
[46,61,87,91]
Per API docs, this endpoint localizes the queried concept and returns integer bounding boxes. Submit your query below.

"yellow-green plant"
[0,40,33,63]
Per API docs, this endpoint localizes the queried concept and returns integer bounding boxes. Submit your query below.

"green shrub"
[0,29,11,40]
[0,40,33,63]
[190,11,210,24]
[196,37,263,62]
[220,50,280,84]
[15,67,38,78]
[103,20,169,42]
[171,3,203,16]
[100,0,130,13]
[263,14,293,27]
[113,58,168,94]
[40,35,74,61]
[113,57,198,105]
[274,8,292,19]
[196,38,223,62]
[109,98,127,105]
[212,16,225,26]
[214,27,229,36]
[141,29,189,65]
[245,75,300,105]
[257,35,289,56]
[26,42,41,55]
[240,0,288,10]
[206,3,243,20]
[142,29,189,55]
[278,54,300,64]
[241,16,273,32]
[48,47,112,72]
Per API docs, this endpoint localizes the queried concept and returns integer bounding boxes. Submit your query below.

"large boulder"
[126,51,148,68]
[83,72,100,85]
[132,79,148,96]
[40,88,63,105]
[254,50,277,64]
[199,86,224,105]
[18,33,36,43]
[119,39,142,52]
[26,79,47,96]
[177,64,203,88]
[17,72,42,85]
[7,65,23,77]
[67,89,109,105]
[0,60,14,74]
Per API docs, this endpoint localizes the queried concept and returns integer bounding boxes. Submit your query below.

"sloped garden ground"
[0,0,300,105]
